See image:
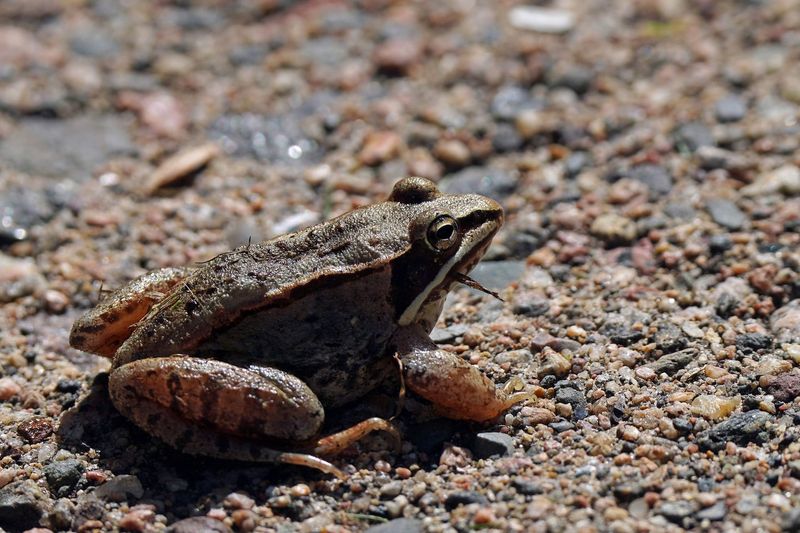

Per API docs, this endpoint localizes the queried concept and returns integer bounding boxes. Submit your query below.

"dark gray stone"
[490,85,541,121]
[706,198,746,230]
[658,501,696,525]
[228,44,271,66]
[783,508,800,532]
[540,375,557,388]
[600,320,644,346]
[407,419,459,453]
[550,66,594,94]
[492,123,524,152]
[365,518,423,533]
[439,166,518,200]
[674,122,715,152]
[697,411,772,451]
[565,151,591,177]
[715,95,747,122]
[444,491,488,510]
[549,420,574,432]
[165,7,224,30]
[708,234,733,254]
[736,332,772,352]
[469,260,526,291]
[0,480,51,532]
[44,459,85,492]
[0,115,135,181]
[430,324,469,344]
[672,418,693,434]
[512,297,550,317]
[653,322,688,353]
[630,164,673,195]
[612,481,644,502]
[648,349,695,375]
[555,386,588,420]
[0,184,61,243]
[664,202,697,221]
[512,478,542,495]
[69,31,120,58]
[473,432,515,459]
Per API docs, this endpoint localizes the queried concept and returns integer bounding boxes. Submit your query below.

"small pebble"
[0,378,21,401]
[433,139,471,167]
[289,484,310,498]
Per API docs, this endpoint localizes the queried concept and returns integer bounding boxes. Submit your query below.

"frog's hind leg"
[108,356,396,478]
[70,267,191,357]
[392,325,534,422]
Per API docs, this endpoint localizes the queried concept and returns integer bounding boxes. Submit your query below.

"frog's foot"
[70,267,191,358]
[392,325,533,422]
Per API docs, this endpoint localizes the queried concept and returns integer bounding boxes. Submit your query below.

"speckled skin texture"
[69,178,521,469]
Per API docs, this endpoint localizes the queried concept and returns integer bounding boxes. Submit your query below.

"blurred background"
[2,1,800,532]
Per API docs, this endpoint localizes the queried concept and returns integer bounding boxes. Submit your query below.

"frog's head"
[388,177,504,331]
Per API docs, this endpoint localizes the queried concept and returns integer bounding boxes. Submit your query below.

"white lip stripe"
[398,223,494,326]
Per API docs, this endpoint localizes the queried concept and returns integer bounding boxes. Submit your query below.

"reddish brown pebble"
[396,467,412,479]
[373,38,422,74]
[17,417,53,443]
[85,470,108,485]
[473,507,496,525]
[0,378,21,401]
[358,131,402,166]
[433,139,471,167]
[231,509,257,532]
[118,508,155,532]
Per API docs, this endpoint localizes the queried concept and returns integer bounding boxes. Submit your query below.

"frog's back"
[113,204,415,369]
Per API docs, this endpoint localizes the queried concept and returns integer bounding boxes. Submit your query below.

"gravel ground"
[1,0,800,531]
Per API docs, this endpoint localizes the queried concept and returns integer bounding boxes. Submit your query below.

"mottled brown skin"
[69,177,530,477]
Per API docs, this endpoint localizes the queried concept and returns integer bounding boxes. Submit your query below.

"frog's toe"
[313,417,401,456]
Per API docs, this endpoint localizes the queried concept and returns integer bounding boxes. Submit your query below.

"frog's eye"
[426,215,460,251]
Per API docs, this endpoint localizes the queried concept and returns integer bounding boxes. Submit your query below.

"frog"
[69,177,530,477]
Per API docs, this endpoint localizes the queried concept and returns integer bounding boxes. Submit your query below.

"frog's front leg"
[70,267,191,358]
[392,325,533,422]
[108,356,395,478]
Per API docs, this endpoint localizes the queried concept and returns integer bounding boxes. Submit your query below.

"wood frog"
[70,177,530,477]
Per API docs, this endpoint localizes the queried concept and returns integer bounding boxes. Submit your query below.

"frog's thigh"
[70,266,190,357]
[109,356,324,442]
[394,326,528,422]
